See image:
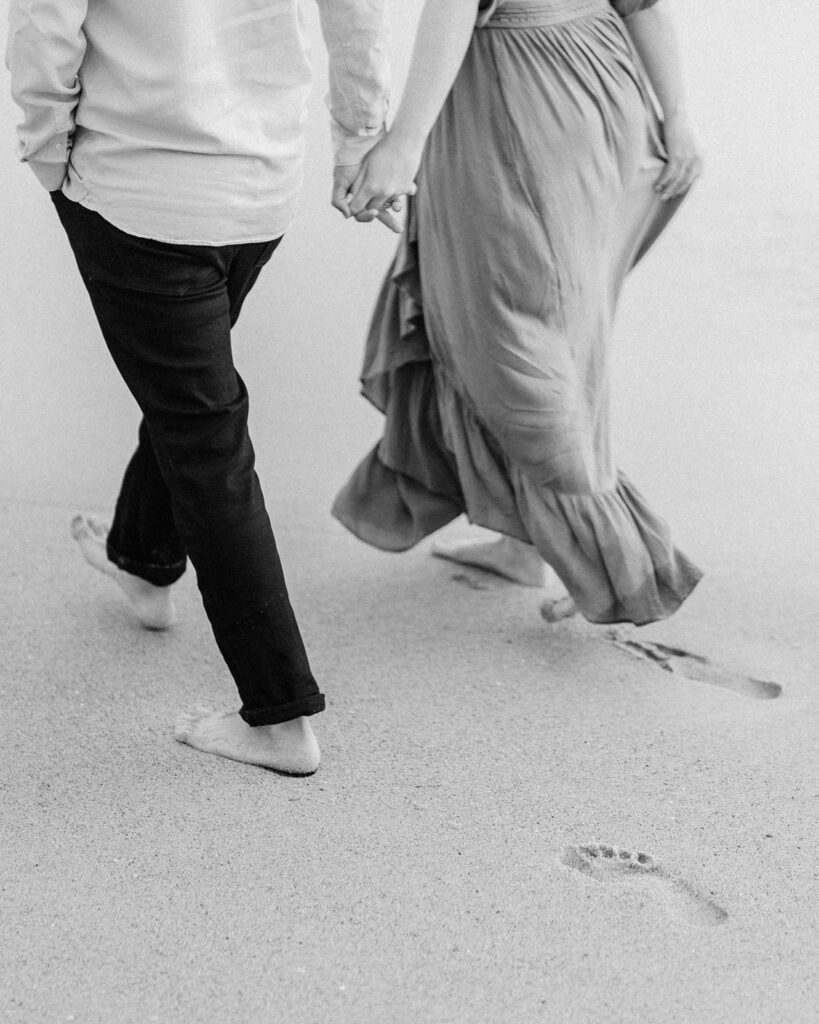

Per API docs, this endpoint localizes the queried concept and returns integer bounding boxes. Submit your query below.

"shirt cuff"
[23,130,71,190]
[29,159,68,191]
[331,122,387,167]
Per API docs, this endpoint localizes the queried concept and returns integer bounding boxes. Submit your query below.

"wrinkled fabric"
[333,0,701,625]
[6,0,390,244]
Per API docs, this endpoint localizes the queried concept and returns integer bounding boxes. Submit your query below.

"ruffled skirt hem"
[332,207,702,626]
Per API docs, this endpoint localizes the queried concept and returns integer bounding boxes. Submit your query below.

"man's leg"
[71,417,187,629]
[107,417,188,585]
[52,193,324,772]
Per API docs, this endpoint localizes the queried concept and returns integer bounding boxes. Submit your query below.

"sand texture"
[1,1,817,1021]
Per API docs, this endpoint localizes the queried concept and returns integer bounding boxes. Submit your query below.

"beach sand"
[1,1,817,1021]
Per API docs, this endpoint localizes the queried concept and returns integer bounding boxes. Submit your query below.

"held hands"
[655,111,704,201]
[332,134,421,234]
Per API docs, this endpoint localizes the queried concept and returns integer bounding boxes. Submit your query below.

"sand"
[1,1,817,1021]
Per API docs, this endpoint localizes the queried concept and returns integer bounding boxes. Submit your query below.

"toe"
[173,712,200,743]
[430,538,455,558]
[70,514,89,540]
[88,516,109,539]
[540,596,577,623]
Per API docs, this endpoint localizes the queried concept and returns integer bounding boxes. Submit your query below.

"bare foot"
[539,570,578,623]
[173,710,321,775]
[432,534,547,587]
[70,514,177,630]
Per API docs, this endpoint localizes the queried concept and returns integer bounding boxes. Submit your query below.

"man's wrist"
[332,123,387,169]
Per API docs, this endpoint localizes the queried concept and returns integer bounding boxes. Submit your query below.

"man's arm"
[6,0,88,191]
[314,0,397,228]
[314,0,390,165]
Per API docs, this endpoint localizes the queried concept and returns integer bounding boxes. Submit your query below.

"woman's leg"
[431,533,547,587]
[431,531,577,619]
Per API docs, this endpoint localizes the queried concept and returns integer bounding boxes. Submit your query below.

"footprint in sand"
[609,635,782,701]
[451,571,492,591]
[560,844,728,928]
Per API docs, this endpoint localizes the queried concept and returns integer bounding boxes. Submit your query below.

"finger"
[350,188,389,218]
[659,162,688,200]
[332,190,352,217]
[350,193,382,218]
[376,208,404,234]
[345,169,371,215]
[654,160,681,193]
[363,191,395,214]
[352,192,395,218]
[663,160,695,199]
[354,209,380,223]
[669,161,701,198]
[332,165,359,214]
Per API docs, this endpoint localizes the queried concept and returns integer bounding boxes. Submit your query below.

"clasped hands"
[332,134,421,234]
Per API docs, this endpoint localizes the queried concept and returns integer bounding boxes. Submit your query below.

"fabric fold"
[332,202,701,624]
[332,0,703,626]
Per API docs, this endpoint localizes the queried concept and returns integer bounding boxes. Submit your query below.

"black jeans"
[51,191,324,726]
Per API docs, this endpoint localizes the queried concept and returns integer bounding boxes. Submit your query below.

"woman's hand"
[655,111,704,201]
[344,132,422,233]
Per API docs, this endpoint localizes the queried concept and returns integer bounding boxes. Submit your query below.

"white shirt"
[6,0,390,245]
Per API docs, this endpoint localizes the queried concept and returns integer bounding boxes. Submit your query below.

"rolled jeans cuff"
[240,692,326,727]
[106,539,187,588]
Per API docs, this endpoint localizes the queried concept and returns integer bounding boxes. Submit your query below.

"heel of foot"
[136,599,177,631]
[173,710,321,774]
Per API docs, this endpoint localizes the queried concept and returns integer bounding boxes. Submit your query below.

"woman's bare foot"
[539,565,578,623]
[70,514,177,630]
[173,711,321,775]
[431,534,547,587]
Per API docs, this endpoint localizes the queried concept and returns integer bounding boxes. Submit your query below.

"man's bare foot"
[173,711,321,775]
[70,514,177,630]
[539,564,578,622]
[431,534,547,587]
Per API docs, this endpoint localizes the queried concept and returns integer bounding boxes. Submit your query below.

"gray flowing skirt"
[333,0,702,625]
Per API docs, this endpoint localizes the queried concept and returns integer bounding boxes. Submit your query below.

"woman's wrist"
[386,122,428,161]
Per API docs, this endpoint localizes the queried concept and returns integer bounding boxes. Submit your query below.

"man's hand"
[332,162,406,234]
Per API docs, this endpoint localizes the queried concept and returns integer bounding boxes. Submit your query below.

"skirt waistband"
[481,0,609,28]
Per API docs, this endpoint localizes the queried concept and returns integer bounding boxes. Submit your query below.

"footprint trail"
[560,844,728,928]
[610,635,782,700]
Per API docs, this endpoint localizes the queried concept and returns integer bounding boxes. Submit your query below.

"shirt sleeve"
[6,0,88,190]
[314,0,391,166]
[610,0,662,17]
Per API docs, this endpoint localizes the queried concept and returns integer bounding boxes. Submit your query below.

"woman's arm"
[345,0,479,223]
[621,1,703,200]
